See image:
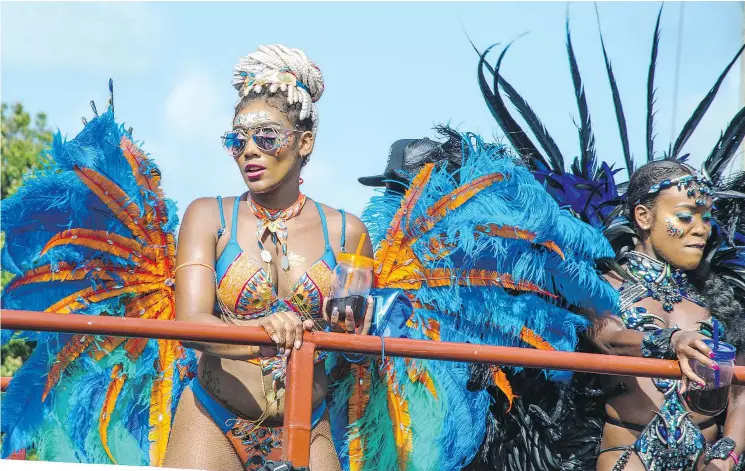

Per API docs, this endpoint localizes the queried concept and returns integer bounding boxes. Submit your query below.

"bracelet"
[641,327,681,359]
[705,437,737,465]
[729,451,740,467]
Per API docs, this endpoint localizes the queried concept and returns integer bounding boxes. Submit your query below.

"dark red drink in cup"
[684,339,736,416]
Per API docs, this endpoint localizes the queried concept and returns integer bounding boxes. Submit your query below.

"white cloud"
[1,2,159,72]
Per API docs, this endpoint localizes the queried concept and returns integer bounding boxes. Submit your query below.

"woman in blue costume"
[592,161,745,471]
[162,44,374,471]
[474,5,745,470]
[0,44,375,471]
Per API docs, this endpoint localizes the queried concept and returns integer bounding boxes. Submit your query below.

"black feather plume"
[595,5,634,177]
[469,37,562,172]
[566,18,598,179]
[646,5,663,162]
[498,75,566,174]
[670,44,745,160]
[477,43,546,168]
[704,106,745,183]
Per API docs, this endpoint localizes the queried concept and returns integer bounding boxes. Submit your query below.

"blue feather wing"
[1,90,196,464]
[328,132,618,470]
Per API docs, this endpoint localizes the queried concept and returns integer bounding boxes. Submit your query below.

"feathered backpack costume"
[1,82,197,465]
[326,127,620,471]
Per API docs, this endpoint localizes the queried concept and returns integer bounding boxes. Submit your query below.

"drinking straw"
[713,318,720,388]
[341,233,368,295]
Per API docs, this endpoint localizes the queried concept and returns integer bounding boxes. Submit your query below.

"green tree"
[2,102,53,199]
[1,102,53,378]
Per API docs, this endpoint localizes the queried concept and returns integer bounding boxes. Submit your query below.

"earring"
[299,177,304,185]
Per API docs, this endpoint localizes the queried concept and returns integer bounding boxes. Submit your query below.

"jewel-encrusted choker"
[623,251,703,312]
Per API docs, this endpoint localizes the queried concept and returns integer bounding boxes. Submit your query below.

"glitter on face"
[234,111,273,129]
[665,217,685,239]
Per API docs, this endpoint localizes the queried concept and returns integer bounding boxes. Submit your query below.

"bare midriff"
[197,352,328,425]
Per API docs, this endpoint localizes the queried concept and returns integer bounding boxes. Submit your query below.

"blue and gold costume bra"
[213,194,346,377]
[215,194,345,321]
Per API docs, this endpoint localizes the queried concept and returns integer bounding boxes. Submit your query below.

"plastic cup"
[325,234,374,327]
[684,339,736,416]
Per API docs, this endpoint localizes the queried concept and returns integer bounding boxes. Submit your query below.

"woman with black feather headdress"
[475,4,745,471]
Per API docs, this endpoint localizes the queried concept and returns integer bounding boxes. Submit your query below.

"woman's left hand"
[323,295,374,335]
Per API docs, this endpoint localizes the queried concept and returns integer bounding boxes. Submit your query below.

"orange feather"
[519,326,556,351]
[148,340,178,466]
[7,261,158,292]
[387,382,413,467]
[406,361,438,399]
[347,364,372,471]
[90,337,126,361]
[474,224,565,259]
[46,281,164,313]
[391,268,557,298]
[491,366,516,412]
[409,172,507,238]
[375,164,434,281]
[123,293,164,318]
[75,167,152,242]
[41,229,157,269]
[100,364,127,464]
[124,338,149,361]
[120,138,153,200]
[43,334,95,401]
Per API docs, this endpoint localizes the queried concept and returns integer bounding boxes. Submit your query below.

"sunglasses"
[221,126,302,157]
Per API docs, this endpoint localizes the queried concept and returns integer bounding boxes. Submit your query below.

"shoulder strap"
[339,209,347,253]
[216,196,226,238]
[314,202,331,251]
[230,194,242,242]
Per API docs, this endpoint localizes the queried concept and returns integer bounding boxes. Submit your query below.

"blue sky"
[2,1,742,218]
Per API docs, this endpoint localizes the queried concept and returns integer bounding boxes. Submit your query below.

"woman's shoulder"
[181,197,227,232]
[313,201,365,230]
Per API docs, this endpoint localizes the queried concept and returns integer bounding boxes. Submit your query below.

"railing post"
[282,340,316,468]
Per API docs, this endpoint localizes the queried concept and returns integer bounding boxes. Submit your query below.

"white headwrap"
[232,44,324,134]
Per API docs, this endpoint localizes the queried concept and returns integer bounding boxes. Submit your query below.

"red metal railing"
[2,309,745,467]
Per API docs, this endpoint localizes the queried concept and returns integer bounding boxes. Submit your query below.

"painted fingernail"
[294,340,302,349]
[698,381,705,388]
[279,347,285,355]
[271,335,279,343]
[708,351,716,359]
[712,363,720,371]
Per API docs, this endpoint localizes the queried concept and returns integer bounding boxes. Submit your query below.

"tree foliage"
[2,102,53,199]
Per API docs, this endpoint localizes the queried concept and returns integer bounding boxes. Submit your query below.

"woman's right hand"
[258,311,315,355]
[671,329,717,391]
